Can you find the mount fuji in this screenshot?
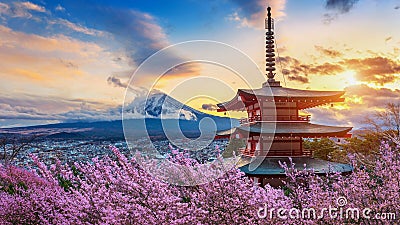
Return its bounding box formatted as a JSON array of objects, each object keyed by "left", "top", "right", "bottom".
[
  {"left": 124, "top": 90, "right": 200, "bottom": 121},
  {"left": 122, "top": 90, "right": 238, "bottom": 139}
]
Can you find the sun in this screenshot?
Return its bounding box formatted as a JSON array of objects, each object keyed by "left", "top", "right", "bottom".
[{"left": 341, "top": 70, "right": 358, "bottom": 86}]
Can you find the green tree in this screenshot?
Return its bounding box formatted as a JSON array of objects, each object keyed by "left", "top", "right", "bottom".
[
  {"left": 328, "top": 149, "right": 349, "bottom": 164},
  {"left": 340, "top": 132, "right": 382, "bottom": 167},
  {"left": 303, "top": 138, "right": 338, "bottom": 161},
  {"left": 222, "top": 139, "right": 246, "bottom": 158},
  {"left": 342, "top": 132, "right": 381, "bottom": 155}
]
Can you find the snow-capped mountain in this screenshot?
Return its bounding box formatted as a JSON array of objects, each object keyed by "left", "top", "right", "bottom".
[{"left": 124, "top": 90, "right": 204, "bottom": 121}]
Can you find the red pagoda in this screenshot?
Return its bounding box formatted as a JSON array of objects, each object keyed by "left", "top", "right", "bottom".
[{"left": 217, "top": 6, "right": 353, "bottom": 185}]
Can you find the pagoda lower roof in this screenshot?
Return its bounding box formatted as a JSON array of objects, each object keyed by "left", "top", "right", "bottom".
[
  {"left": 238, "top": 156, "right": 353, "bottom": 176},
  {"left": 217, "top": 122, "right": 352, "bottom": 138}
]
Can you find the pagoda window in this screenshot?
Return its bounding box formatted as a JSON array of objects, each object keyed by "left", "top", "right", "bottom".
[
  {"left": 276, "top": 108, "right": 297, "bottom": 116},
  {"left": 251, "top": 141, "right": 257, "bottom": 151}
]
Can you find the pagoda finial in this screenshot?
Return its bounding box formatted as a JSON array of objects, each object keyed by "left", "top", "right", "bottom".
[
  {"left": 264, "top": 5, "right": 280, "bottom": 87},
  {"left": 267, "top": 6, "right": 272, "bottom": 32}
]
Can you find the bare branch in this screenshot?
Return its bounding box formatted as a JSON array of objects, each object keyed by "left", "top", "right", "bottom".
[{"left": 0, "top": 135, "right": 41, "bottom": 165}]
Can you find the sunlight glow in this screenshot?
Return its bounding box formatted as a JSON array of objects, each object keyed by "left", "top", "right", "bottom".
[
  {"left": 347, "top": 96, "right": 363, "bottom": 105},
  {"left": 341, "top": 70, "right": 358, "bottom": 87}
]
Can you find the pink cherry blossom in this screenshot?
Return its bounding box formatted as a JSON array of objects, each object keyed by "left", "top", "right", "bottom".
[{"left": 0, "top": 142, "right": 398, "bottom": 224}]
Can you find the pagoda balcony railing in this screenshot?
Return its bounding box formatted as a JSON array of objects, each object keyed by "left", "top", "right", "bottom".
[
  {"left": 302, "top": 148, "right": 313, "bottom": 157},
  {"left": 239, "top": 147, "right": 314, "bottom": 157},
  {"left": 239, "top": 147, "right": 253, "bottom": 157},
  {"left": 239, "top": 115, "right": 261, "bottom": 124},
  {"left": 239, "top": 115, "right": 310, "bottom": 124}
]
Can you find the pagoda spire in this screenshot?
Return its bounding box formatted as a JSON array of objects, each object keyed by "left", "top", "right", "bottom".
[{"left": 264, "top": 6, "right": 280, "bottom": 87}]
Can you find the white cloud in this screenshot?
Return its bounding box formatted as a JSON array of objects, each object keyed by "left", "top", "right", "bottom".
[
  {"left": 55, "top": 4, "right": 65, "bottom": 12},
  {"left": 0, "top": 94, "right": 122, "bottom": 125},
  {"left": 228, "top": 0, "right": 287, "bottom": 29},
  {"left": 0, "top": 1, "right": 46, "bottom": 19},
  {"left": 52, "top": 19, "right": 105, "bottom": 36},
  {"left": 17, "top": 1, "right": 46, "bottom": 13},
  {"left": 0, "top": 3, "right": 10, "bottom": 18}
]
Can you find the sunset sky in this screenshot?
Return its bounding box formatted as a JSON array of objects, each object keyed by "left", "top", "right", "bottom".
[{"left": 0, "top": 0, "right": 399, "bottom": 129}]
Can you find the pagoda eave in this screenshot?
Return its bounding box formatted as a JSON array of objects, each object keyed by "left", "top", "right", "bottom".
[
  {"left": 238, "top": 157, "right": 353, "bottom": 176},
  {"left": 217, "top": 87, "right": 346, "bottom": 112},
  {"left": 217, "top": 122, "right": 352, "bottom": 138},
  {"left": 239, "top": 87, "right": 345, "bottom": 99}
]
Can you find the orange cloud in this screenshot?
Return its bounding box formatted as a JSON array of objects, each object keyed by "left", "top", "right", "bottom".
[
  {"left": 10, "top": 68, "right": 46, "bottom": 81},
  {"left": 148, "top": 63, "right": 203, "bottom": 90},
  {"left": 277, "top": 54, "right": 399, "bottom": 85},
  {"left": 0, "top": 24, "right": 130, "bottom": 109},
  {"left": 309, "top": 63, "right": 344, "bottom": 75},
  {"left": 0, "top": 24, "right": 107, "bottom": 81},
  {"left": 307, "top": 84, "right": 400, "bottom": 128},
  {"left": 344, "top": 84, "right": 400, "bottom": 108},
  {"left": 315, "top": 45, "right": 343, "bottom": 58},
  {"left": 0, "top": 25, "right": 103, "bottom": 54},
  {"left": 344, "top": 57, "right": 400, "bottom": 85},
  {"left": 278, "top": 56, "right": 345, "bottom": 84}
]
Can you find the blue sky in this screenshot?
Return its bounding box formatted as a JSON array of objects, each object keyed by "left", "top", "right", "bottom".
[{"left": 0, "top": 0, "right": 400, "bottom": 128}]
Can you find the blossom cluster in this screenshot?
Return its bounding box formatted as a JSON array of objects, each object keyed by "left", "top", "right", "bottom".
[{"left": 0, "top": 143, "right": 399, "bottom": 224}]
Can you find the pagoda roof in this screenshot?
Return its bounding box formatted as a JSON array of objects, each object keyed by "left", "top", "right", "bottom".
[
  {"left": 238, "top": 157, "right": 353, "bottom": 176},
  {"left": 217, "top": 85, "right": 345, "bottom": 111},
  {"left": 217, "top": 122, "right": 352, "bottom": 138},
  {"left": 241, "top": 85, "right": 344, "bottom": 98}
]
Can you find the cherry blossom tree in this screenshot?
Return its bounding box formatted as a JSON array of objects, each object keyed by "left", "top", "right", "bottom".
[{"left": 0, "top": 142, "right": 399, "bottom": 224}]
